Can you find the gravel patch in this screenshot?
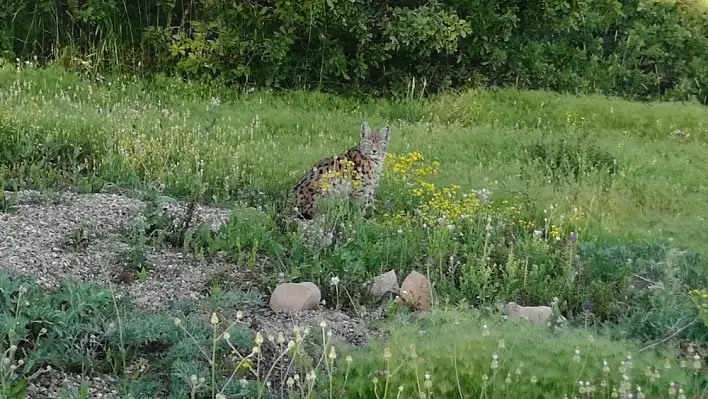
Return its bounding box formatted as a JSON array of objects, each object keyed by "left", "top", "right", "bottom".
[
  {"left": 26, "top": 368, "right": 118, "bottom": 399},
  {"left": 1, "top": 189, "right": 386, "bottom": 398},
  {"left": 245, "top": 306, "right": 387, "bottom": 348},
  {"left": 0, "top": 189, "right": 235, "bottom": 311}
]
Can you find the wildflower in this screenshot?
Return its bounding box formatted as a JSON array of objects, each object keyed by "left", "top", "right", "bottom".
[
  {"left": 573, "top": 347, "right": 581, "bottom": 362},
  {"left": 637, "top": 385, "right": 645, "bottom": 399},
  {"left": 330, "top": 276, "right": 340, "bottom": 286},
  {"left": 692, "top": 354, "right": 702, "bottom": 370},
  {"left": 372, "top": 377, "right": 379, "bottom": 385},
  {"left": 603, "top": 359, "right": 610, "bottom": 373},
  {"left": 383, "top": 347, "right": 392, "bottom": 360},
  {"left": 286, "top": 377, "right": 295, "bottom": 388},
  {"left": 498, "top": 339, "right": 505, "bottom": 349},
  {"left": 210, "top": 313, "right": 219, "bottom": 325},
  {"left": 570, "top": 232, "right": 578, "bottom": 242},
  {"left": 306, "top": 370, "right": 316, "bottom": 383},
  {"left": 583, "top": 302, "right": 592, "bottom": 312},
  {"left": 424, "top": 373, "right": 432, "bottom": 389},
  {"left": 255, "top": 332, "right": 264, "bottom": 346},
  {"left": 328, "top": 346, "right": 337, "bottom": 360},
  {"left": 664, "top": 357, "right": 672, "bottom": 370},
  {"left": 222, "top": 332, "right": 230, "bottom": 341},
  {"left": 173, "top": 318, "right": 182, "bottom": 328},
  {"left": 530, "top": 375, "right": 537, "bottom": 384},
  {"left": 651, "top": 368, "right": 660, "bottom": 381},
  {"left": 585, "top": 381, "right": 595, "bottom": 394},
  {"left": 346, "top": 355, "right": 353, "bottom": 364},
  {"left": 505, "top": 373, "right": 512, "bottom": 384},
  {"left": 236, "top": 310, "right": 244, "bottom": 320},
  {"left": 239, "top": 379, "right": 248, "bottom": 388},
  {"left": 482, "top": 324, "right": 490, "bottom": 337},
  {"left": 491, "top": 353, "right": 499, "bottom": 370}
]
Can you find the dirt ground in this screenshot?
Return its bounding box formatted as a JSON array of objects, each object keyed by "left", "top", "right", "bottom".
[{"left": 1, "top": 189, "right": 386, "bottom": 398}]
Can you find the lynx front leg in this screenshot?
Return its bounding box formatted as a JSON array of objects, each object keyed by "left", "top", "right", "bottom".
[{"left": 358, "top": 185, "right": 377, "bottom": 218}]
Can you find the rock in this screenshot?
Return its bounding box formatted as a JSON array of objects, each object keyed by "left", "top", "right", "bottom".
[
  {"left": 269, "top": 282, "right": 321, "bottom": 312},
  {"left": 369, "top": 270, "right": 399, "bottom": 297},
  {"left": 503, "top": 302, "right": 553, "bottom": 324},
  {"left": 400, "top": 271, "right": 431, "bottom": 311}
]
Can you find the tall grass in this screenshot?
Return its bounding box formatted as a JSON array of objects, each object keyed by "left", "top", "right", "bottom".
[
  {"left": 0, "top": 62, "right": 707, "bottom": 398},
  {"left": 1, "top": 63, "right": 707, "bottom": 251}
]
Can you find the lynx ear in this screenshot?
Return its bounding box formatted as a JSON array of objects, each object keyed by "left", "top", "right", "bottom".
[
  {"left": 379, "top": 125, "right": 391, "bottom": 141},
  {"left": 360, "top": 121, "right": 372, "bottom": 139}
]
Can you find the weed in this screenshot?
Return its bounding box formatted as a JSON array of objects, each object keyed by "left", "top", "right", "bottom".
[
  {"left": 64, "top": 225, "right": 92, "bottom": 252},
  {"left": 0, "top": 182, "right": 18, "bottom": 213},
  {"left": 115, "top": 245, "right": 152, "bottom": 283}
]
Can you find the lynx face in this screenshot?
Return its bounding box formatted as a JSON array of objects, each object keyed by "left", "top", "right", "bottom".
[{"left": 359, "top": 122, "right": 390, "bottom": 163}]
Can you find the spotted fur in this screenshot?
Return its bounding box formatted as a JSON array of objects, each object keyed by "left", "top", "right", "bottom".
[{"left": 286, "top": 122, "right": 391, "bottom": 220}]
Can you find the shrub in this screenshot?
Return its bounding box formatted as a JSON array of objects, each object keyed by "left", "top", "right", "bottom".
[{"left": 2, "top": 0, "right": 708, "bottom": 101}]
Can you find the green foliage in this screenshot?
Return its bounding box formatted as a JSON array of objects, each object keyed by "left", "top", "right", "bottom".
[
  {"left": 2, "top": 0, "right": 708, "bottom": 101},
  {"left": 1, "top": 64, "right": 707, "bottom": 397},
  {"left": 0, "top": 269, "right": 257, "bottom": 398},
  {"left": 334, "top": 313, "right": 707, "bottom": 398},
  {"left": 2, "top": 67, "right": 708, "bottom": 346}
]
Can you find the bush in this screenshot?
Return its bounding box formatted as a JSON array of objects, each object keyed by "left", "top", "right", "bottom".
[{"left": 1, "top": 0, "right": 708, "bottom": 102}]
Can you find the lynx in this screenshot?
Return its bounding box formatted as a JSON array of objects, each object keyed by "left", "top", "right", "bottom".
[{"left": 287, "top": 122, "right": 391, "bottom": 220}]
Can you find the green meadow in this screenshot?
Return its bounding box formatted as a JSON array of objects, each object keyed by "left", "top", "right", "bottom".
[{"left": 0, "top": 63, "right": 706, "bottom": 398}]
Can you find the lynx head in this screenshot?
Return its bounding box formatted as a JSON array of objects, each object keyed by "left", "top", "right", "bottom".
[{"left": 359, "top": 122, "right": 391, "bottom": 162}]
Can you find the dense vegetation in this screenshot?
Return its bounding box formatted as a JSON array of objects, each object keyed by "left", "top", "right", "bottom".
[
  {"left": 2, "top": 0, "right": 708, "bottom": 102},
  {"left": 0, "top": 64, "right": 707, "bottom": 397},
  {"left": 1, "top": 0, "right": 708, "bottom": 396}
]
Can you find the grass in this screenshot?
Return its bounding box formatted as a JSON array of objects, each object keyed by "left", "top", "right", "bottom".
[
  {"left": 337, "top": 312, "right": 706, "bottom": 399},
  {"left": 0, "top": 61, "right": 707, "bottom": 398},
  {"left": 1, "top": 64, "right": 707, "bottom": 250}
]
